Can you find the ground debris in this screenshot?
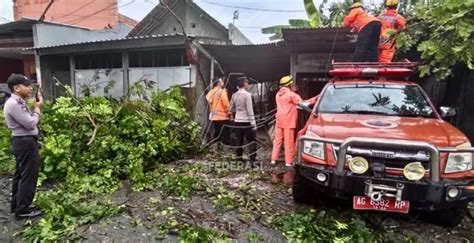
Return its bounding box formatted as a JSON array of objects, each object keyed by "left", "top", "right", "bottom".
[{"left": 1, "top": 160, "right": 473, "bottom": 242}]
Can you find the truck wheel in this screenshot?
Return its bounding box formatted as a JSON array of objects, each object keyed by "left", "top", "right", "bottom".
[
  {"left": 292, "top": 169, "right": 315, "bottom": 204},
  {"left": 426, "top": 203, "right": 468, "bottom": 227}
]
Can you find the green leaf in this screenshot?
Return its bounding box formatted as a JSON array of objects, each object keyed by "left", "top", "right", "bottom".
[
  {"left": 304, "top": 0, "right": 321, "bottom": 27},
  {"left": 289, "top": 19, "right": 312, "bottom": 28}
]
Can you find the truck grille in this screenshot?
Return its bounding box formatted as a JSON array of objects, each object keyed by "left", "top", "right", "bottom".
[{"left": 333, "top": 145, "right": 431, "bottom": 171}]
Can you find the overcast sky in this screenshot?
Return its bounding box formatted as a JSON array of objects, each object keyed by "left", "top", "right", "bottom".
[{"left": 1, "top": 0, "right": 383, "bottom": 43}]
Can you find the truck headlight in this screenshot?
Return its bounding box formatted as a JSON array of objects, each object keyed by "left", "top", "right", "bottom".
[
  {"left": 403, "top": 162, "right": 425, "bottom": 181},
  {"left": 445, "top": 142, "right": 472, "bottom": 173},
  {"left": 303, "top": 141, "right": 325, "bottom": 160},
  {"left": 349, "top": 157, "right": 369, "bottom": 174}
]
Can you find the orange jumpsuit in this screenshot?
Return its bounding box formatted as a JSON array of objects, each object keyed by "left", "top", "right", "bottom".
[
  {"left": 378, "top": 9, "right": 406, "bottom": 63},
  {"left": 271, "top": 87, "right": 302, "bottom": 165},
  {"left": 344, "top": 7, "right": 382, "bottom": 62},
  {"left": 344, "top": 7, "right": 380, "bottom": 34}
]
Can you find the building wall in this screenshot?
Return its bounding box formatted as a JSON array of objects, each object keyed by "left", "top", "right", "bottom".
[
  {"left": 228, "top": 24, "right": 252, "bottom": 45},
  {"left": 149, "top": 1, "right": 228, "bottom": 41},
  {"left": 185, "top": 5, "right": 227, "bottom": 40},
  {"left": 40, "top": 47, "right": 199, "bottom": 101},
  {"left": 13, "top": 0, "right": 119, "bottom": 30},
  {"left": 151, "top": 1, "right": 187, "bottom": 35},
  {"left": 118, "top": 14, "right": 138, "bottom": 29}
]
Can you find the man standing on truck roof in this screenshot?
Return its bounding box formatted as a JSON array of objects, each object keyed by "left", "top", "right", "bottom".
[
  {"left": 206, "top": 77, "right": 230, "bottom": 147},
  {"left": 271, "top": 76, "right": 303, "bottom": 167},
  {"left": 344, "top": 0, "right": 382, "bottom": 62},
  {"left": 378, "top": 0, "right": 406, "bottom": 63}
]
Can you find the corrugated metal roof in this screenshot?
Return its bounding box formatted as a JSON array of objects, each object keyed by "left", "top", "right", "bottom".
[
  {"left": 282, "top": 27, "right": 355, "bottom": 52},
  {"left": 283, "top": 27, "right": 352, "bottom": 40},
  {"left": 0, "top": 18, "right": 89, "bottom": 31},
  {"left": 24, "top": 33, "right": 186, "bottom": 50},
  {"left": 201, "top": 41, "right": 285, "bottom": 48},
  {"left": 203, "top": 41, "right": 290, "bottom": 82},
  {"left": 0, "top": 18, "right": 90, "bottom": 40}
]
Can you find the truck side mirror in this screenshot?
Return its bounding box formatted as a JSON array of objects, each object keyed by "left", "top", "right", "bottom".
[
  {"left": 297, "top": 102, "right": 313, "bottom": 113},
  {"left": 440, "top": 106, "right": 457, "bottom": 118}
]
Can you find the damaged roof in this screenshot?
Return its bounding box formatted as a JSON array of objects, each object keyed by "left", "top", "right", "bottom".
[
  {"left": 203, "top": 42, "right": 291, "bottom": 82},
  {"left": 282, "top": 27, "right": 355, "bottom": 53}
]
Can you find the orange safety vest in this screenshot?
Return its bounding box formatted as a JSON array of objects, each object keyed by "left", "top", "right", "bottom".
[
  {"left": 344, "top": 7, "right": 380, "bottom": 33},
  {"left": 206, "top": 87, "right": 230, "bottom": 121},
  {"left": 378, "top": 9, "right": 406, "bottom": 50}
]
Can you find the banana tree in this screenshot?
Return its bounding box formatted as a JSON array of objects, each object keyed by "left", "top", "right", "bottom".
[
  {"left": 261, "top": 0, "right": 323, "bottom": 41},
  {"left": 326, "top": 0, "right": 353, "bottom": 27}
]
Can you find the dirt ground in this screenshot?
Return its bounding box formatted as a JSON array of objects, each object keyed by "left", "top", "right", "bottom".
[{"left": 0, "top": 160, "right": 473, "bottom": 242}]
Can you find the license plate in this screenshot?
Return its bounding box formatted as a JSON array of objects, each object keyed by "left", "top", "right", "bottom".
[{"left": 353, "top": 196, "right": 410, "bottom": 214}]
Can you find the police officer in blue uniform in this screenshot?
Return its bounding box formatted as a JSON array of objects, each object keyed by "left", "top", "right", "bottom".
[{"left": 4, "top": 74, "right": 42, "bottom": 219}]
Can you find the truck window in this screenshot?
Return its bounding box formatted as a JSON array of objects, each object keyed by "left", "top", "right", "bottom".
[{"left": 317, "top": 84, "right": 436, "bottom": 118}]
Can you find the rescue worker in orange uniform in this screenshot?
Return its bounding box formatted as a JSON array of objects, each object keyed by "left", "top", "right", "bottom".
[
  {"left": 344, "top": 0, "right": 382, "bottom": 62},
  {"left": 271, "top": 76, "right": 303, "bottom": 167},
  {"left": 378, "top": 0, "right": 406, "bottom": 63},
  {"left": 206, "top": 77, "right": 230, "bottom": 145}
]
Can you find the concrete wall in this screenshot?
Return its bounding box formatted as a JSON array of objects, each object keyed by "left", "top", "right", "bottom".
[
  {"left": 185, "top": 4, "right": 227, "bottom": 40},
  {"left": 33, "top": 23, "right": 131, "bottom": 48},
  {"left": 151, "top": 1, "right": 188, "bottom": 35},
  {"left": 228, "top": 24, "right": 252, "bottom": 45},
  {"left": 149, "top": 1, "right": 228, "bottom": 41},
  {"left": 14, "top": 0, "right": 119, "bottom": 30}
]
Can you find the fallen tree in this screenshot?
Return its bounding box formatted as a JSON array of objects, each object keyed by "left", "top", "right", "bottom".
[{"left": 0, "top": 84, "right": 200, "bottom": 241}]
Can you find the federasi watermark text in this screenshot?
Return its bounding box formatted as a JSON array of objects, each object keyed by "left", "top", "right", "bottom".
[{"left": 205, "top": 161, "right": 264, "bottom": 173}]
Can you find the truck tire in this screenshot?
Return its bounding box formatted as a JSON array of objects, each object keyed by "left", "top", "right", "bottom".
[
  {"left": 426, "top": 203, "right": 468, "bottom": 227},
  {"left": 292, "top": 169, "right": 315, "bottom": 204}
]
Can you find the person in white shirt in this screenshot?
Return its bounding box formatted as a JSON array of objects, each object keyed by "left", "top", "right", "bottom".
[{"left": 230, "top": 77, "right": 257, "bottom": 163}]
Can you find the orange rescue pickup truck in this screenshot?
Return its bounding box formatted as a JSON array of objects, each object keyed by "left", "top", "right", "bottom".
[{"left": 294, "top": 62, "right": 474, "bottom": 226}]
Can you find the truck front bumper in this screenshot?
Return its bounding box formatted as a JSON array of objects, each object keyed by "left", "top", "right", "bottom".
[{"left": 297, "top": 164, "right": 474, "bottom": 211}]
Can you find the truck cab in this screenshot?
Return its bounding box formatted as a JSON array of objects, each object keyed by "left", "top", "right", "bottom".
[{"left": 294, "top": 62, "right": 474, "bottom": 226}]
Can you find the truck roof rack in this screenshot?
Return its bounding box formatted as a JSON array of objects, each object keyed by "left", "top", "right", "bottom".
[{"left": 329, "top": 61, "right": 418, "bottom": 78}]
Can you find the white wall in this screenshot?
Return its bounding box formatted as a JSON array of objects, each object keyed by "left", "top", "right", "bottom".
[
  {"left": 74, "top": 69, "right": 124, "bottom": 98},
  {"left": 129, "top": 66, "right": 196, "bottom": 91}
]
